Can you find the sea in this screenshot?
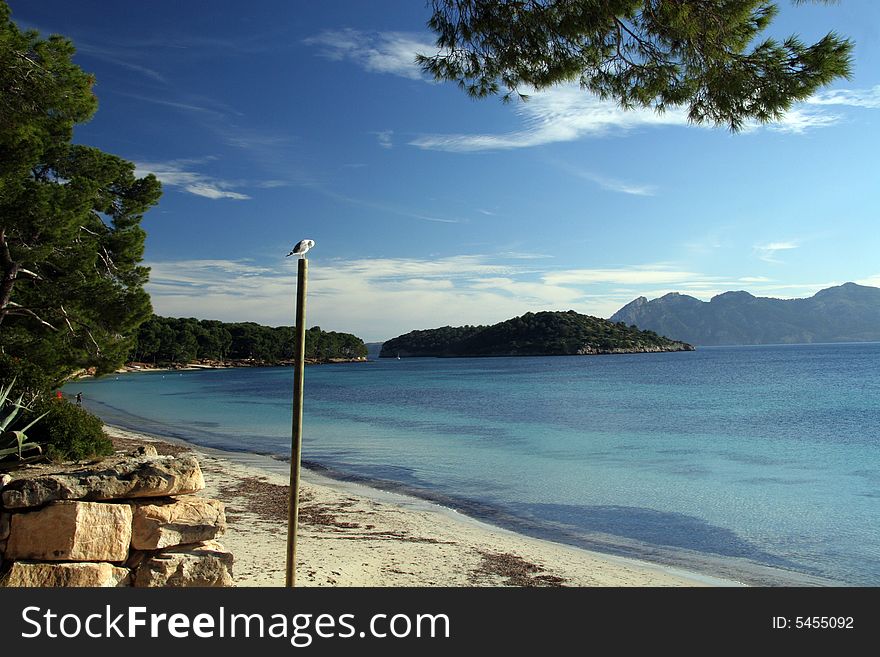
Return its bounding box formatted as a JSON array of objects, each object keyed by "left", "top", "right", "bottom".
[{"left": 66, "top": 343, "right": 880, "bottom": 586}]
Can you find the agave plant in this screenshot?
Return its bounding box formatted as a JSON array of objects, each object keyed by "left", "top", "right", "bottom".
[{"left": 0, "top": 378, "right": 46, "bottom": 463}]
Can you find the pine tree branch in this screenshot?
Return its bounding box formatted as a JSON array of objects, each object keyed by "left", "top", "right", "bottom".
[{"left": 3, "top": 302, "right": 58, "bottom": 331}]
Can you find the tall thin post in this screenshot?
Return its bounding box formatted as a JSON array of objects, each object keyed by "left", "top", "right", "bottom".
[{"left": 285, "top": 257, "right": 308, "bottom": 587}]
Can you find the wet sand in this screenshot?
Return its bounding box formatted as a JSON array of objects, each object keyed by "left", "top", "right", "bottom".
[{"left": 107, "top": 426, "right": 741, "bottom": 587}]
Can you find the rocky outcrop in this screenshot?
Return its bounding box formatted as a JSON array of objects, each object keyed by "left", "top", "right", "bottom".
[
  {"left": 0, "top": 449, "right": 231, "bottom": 588},
  {"left": 3, "top": 561, "right": 131, "bottom": 587},
  {"left": 575, "top": 343, "right": 694, "bottom": 355},
  {"left": 1, "top": 454, "right": 205, "bottom": 509},
  {"left": 133, "top": 540, "right": 234, "bottom": 587},
  {"left": 131, "top": 496, "right": 225, "bottom": 550},
  {"left": 5, "top": 501, "right": 132, "bottom": 562}
]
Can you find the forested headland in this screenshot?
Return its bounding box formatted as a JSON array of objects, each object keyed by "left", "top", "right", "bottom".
[
  {"left": 128, "top": 315, "right": 368, "bottom": 367},
  {"left": 380, "top": 310, "right": 693, "bottom": 358}
]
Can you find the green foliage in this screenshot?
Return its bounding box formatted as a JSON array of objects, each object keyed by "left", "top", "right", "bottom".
[
  {"left": 0, "top": 377, "right": 44, "bottom": 465},
  {"left": 129, "top": 315, "right": 369, "bottom": 365},
  {"left": 379, "top": 325, "right": 486, "bottom": 358},
  {"left": 0, "top": 352, "right": 52, "bottom": 403},
  {"left": 380, "top": 310, "right": 692, "bottom": 357},
  {"left": 27, "top": 397, "right": 111, "bottom": 462},
  {"left": 419, "top": 0, "right": 853, "bottom": 130},
  {"left": 0, "top": 2, "right": 162, "bottom": 385}
]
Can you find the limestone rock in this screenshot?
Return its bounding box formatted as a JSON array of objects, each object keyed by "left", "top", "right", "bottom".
[
  {"left": 0, "top": 473, "right": 11, "bottom": 489},
  {"left": 1, "top": 561, "right": 130, "bottom": 587},
  {"left": 131, "top": 445, "right": 158, "bottom": 457},
  {"left": 1, "top": 454, "right": 205, "bottom": 509},
  {"left": 5, "top": 501, "right": 132, "bottom": 562},
  {"left": 133, "top": 540, "right": 233, "bottom": 587},
  {"left": 0, "top": 511, "right": 9, "bottom": 541},
  {"left": 131, "top": 496, "right": 226, "bottom": 550}
]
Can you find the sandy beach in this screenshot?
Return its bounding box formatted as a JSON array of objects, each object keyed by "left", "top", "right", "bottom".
[{"left": 105, "top": 425, "right": 740, "bottom": 587}]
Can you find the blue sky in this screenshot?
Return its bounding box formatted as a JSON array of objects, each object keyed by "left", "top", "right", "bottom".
[{"left": 8, "top": 0, "right": 880, "bottom": 341}]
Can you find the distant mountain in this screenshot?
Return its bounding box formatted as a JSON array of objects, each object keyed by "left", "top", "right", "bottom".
[
  {"left": 379, "top": 310, "right": 693, "bottom": 358},
  {"left": 610, "top": 282, "right": 880, "bottom": 345},
  {"left": 364, "top": 342, "right": 385, "bottom": 360}
]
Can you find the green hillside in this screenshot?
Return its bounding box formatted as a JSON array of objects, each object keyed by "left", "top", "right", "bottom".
[{"left": 380, "top": 311, "right": 693, "bottom": 358}]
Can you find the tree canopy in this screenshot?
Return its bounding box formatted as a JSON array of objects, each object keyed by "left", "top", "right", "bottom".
[
  {"left": 380, "top": 310, "right": 692, "bottom": 357},
  {"left": 418, "top": 0, "right": 853, "bottom": 130},
  {"left": 0, "top": 2, "right": 162, "bottom": 383},
  {"left": 130, "top": 315, "right": 369, "bottom": 365}
]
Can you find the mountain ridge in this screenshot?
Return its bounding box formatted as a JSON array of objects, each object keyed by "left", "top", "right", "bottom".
[{"left": 610, "top": 282, "right": 880, "bottom": 345}]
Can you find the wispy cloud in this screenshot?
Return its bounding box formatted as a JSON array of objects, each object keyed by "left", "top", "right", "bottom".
[
  {"left": 409, "top": 82, "right": 858, "bottom": 151},
  {"left": 761, "top": 107, "right": 841, "bottom": 134},
  {"left": 115, "top": 93, "right": 228, "bottom": 117},
  {"left": 807, "top": 84, "right": 880, "bottom": 109},
  {"left": 304, "top": 29, "right": 434, "bottom": 80},
  {"left": 145, "top": 253, "right": 856, "bottom": 340},
  {"left": 552, "top": 160, "right": 657, "bottom": 196},
  {"left": 753, "top": 241, "right": 799, "bottom": 263},
  {"left": 76, "top": 42, "right": 168, "bottom": 82},
  {"left": 373, "top": 130, "right": 394, "bottom": 149},
  {"left": 544, "top": 267, "right": 700, "bottom": 286},
  {"left": 305, "top": 29, "right": 873, "bottom": 149},
  {"left": 13, "top": 18, "right": 169, "bottom": 83},
  {"left": 135, "top": 160, "right": 251, "bottom": 200},
  {"left": 302, "top": 184, "right": 464, "bottom": 223},
  {"left": 411, "top": 85, "right": 692, "bottom": 152},
  {"left": 144, "top": 256, "right": 713, "bottom": 339}
]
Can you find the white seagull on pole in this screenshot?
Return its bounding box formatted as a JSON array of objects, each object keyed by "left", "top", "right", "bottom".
[{"left": 286, "top": 239, "right": 315, "bottom": 258}]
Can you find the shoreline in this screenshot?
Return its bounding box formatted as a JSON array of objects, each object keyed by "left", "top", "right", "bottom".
[{"left": 104, "top": 424, "right": 743, "bottom": 587}]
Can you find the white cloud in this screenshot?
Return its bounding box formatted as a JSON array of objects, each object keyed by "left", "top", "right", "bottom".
[
  {"left": 753, "top": 241, "right": 799, "bottom": 263},
  {"left": 807, "top": 84, "right": 880, "bottom": 109},
  {"left": 762, "top": 107, "right": 841, "bottom": 134},
  {"left": 409, "top": 83, "right": 857, "bottom": 151},
  {"left": 304, "top": 29, "right": 434, "bottom": 80},
  {"left": 374, "top": 130, "right": 394, "bottom": 149},
  {"left": 144, "top": 256, "right": 719, "bottom": 340},
  {"left": 553, "top": 160, "right": 657, "bottom": 196},
  {"left": 135, "top": 160, "right": 252, "bottom": 200},
  {"left": 411, "top": 85, "right": 692, "bottom": 152},
  {"left": 306, "top": 29, "right": 875, "bottom": 149},
  {"left": 145, "top": 255, "right": 860, "bottom": 341},
  {"left": 75, "top": 42, "right": 167, "bottom": 83},
  {"left": 544, "top": 267, "right": 699, "bottom": 286},
  {"left": 856, "top": 274, "right": 880, "bottom": 288}
]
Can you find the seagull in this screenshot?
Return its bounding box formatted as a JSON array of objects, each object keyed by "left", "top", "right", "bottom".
[{"left": 286, "top": 239, "right": 315, "bottom": 258}]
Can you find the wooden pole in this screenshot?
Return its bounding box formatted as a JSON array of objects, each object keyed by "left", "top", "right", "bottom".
[{"left": 285, "top": 256, "right": 308, "bottom": 587}]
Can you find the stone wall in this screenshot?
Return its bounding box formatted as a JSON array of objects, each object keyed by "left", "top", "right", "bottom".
[{"left": 0, "top": 446, "right": 233, "bottom": 587}]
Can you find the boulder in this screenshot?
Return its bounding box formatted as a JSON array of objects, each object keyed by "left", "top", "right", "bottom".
[
  {"left": 131, "top": 496, "right": 226, "bottom": 550},
  {"left": 0, "top": 473, "right": 11, "bottom": 490},
  {"left": 133, "top": 540, "right": 233, "bottom": 587},
  {"left": 0, "top": 511, "right": 9, "bottom": 541},
  {"left": 5, "top": 501, "right": 132, "bottom": 562},
  {"left": 1, "top": 561, "right": 131, "bottom": 587},
  {"left": 1, "top": 455, "right": 204, "bottom": 509}
]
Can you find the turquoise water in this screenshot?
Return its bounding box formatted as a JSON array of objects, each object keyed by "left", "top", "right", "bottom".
[{"left": 67, "top": 344, "right": 880, "bottom": 585}]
